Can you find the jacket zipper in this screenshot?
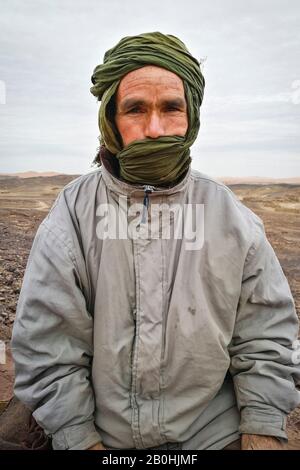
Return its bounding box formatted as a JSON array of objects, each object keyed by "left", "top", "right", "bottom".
[{"left": 141, "top": 185, "right": 154, "bottom": 223}]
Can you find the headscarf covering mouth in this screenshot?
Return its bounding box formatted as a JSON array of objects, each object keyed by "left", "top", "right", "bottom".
[{"left": 90, "top": 32, "right": 205, "bottom": 186}]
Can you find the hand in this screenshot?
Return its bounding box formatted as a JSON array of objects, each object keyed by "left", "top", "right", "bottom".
[
  {"left": 88, "top": 441, "right": 107, "bottom": 450},
  {"left": 241, "top": 434, "right": 286, "bottom": 450}
]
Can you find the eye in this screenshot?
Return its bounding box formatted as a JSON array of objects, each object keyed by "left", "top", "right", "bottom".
[
  {"left": 165, "top": 106, "right": 181, "bottom": 112},
  {"left": 126, "top": 107, "right": 144, "bottom": 114}
]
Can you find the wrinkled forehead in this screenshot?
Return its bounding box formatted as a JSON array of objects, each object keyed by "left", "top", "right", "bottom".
[{"left": 117, "top": 65, "right": 185, "bottom": 97}]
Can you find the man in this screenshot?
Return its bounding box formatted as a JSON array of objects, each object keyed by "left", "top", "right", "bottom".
[{"left": 11, "top": 32, "right": 300, "bottom": 450}]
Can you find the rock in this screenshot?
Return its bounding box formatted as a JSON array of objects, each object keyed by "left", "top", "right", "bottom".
[{"left": 0, "top": 396, "right": 52, "bottom": 450}]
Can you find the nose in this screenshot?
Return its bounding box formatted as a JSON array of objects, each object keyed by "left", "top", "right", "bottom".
[{"left": 145, "top": 112, "right": 165, "bottom": 139}]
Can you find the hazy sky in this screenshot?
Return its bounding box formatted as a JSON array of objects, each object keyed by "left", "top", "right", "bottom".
[{"left": 0, "top": 0, "right": 299, "bottom": 177}]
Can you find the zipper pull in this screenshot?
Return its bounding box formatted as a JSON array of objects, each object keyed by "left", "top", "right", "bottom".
[{"left": 141, "top": 185, "right": 154, "bottom": 223}]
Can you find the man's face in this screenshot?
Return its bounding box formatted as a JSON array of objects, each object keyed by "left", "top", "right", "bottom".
[{"left": 115, "top": 65, "right": 188, "bottom": 147}]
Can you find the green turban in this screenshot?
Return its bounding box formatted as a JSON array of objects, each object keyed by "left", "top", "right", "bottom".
[{"left": 90, "top": 31, "right": 205, "bottom": 186}]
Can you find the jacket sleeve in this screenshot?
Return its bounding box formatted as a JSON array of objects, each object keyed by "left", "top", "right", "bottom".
[
  {"left": 228, "top": 218, "right": 300, "bottom": 441},
  {"left": 11, "top": 221, "right": 101, "bottom": 450}
]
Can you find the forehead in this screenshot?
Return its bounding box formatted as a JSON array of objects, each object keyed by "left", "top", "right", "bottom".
[{"left": 116, "top": 65, "right": 185, "bottom": 99}]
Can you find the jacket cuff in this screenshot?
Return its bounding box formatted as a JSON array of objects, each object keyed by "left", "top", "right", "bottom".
[
  {"left": 239, "top": 406, "right": 288, "bottom": 441},
  {"left": 49, "top": 420, "right": 102, "bottom": 450}
]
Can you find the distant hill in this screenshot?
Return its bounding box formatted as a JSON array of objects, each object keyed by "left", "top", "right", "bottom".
[
  {"left": 0, "top": 171, "right": 73, "bottom": 178},
  {"left": 218, "top": 176, "right": 300, "bottom": 185},
  {"left": 0, "top": 171, "right": 299, "bottom": 185}
]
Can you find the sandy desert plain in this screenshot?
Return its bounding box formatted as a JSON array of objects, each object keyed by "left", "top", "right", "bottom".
[{"left": 0, "top": 171, "right": 299, "bottom": 449}]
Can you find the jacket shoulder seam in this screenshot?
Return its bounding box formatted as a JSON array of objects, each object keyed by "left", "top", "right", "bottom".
[{"left": 61, "top": 168, "right": 103, "bottom": 193}]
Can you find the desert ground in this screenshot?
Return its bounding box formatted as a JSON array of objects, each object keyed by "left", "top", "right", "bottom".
[{"left": 0, "top": 173, "right": 299, "bottom": 449}]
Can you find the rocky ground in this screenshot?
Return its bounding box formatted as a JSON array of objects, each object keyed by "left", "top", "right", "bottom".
[
  {"left": 0, "top": 175, "right": 299, "bottom": 449},
  {"left": 0, "top": 174, "right": 78, "bottom": 341}
]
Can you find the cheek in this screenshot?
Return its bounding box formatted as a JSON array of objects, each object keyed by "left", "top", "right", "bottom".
[
  {"left": 164, "top": 114, "right": 188, "bottom": 135},
  {"left": 115, "top": 116, "right": 145, "bottom": 145}
]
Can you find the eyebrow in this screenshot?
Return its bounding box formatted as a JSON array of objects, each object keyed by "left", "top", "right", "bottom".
[{"left": 119, "top": 97, "right": 186, "bottom": 111}]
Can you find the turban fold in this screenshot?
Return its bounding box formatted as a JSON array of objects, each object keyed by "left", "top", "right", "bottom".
[{"left": 90, "top": 32, "right": 205, "bottom": 186}]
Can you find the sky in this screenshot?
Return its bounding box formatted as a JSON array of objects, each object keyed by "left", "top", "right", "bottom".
[{"left": 0, "top": 0, "right": 299, "bottom": 177}]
